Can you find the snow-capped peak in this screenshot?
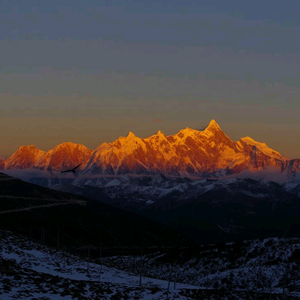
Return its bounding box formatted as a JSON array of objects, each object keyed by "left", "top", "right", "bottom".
[
  {"left": 126, "top": 131, "right": 136, "bottom": 139},
  {"left": 53, "top": 142, "right": 84, "bottom": 151},
  {"left": 204, "top": 119, "right": 222, "bottom": 132},
  {"left": 239, "top": 136, "right": 282, "bottom": 159},
  {"left": 176, "top": 127, "right": 199, "bottom": 139},
  {"left": 146, "top": 130, "right": 167, "bottom": 141},
  {"left": 19, "top": 144, "right": 37, "bottom": 150},
  {"left": 33, "top": 142, "right": 93, "bottom": 172},
  {"left": 3, "top": 120, "right": 298, "bottom": 178},
  {"left": 4, "top": 145, "right": 45, "bottom": 169}
]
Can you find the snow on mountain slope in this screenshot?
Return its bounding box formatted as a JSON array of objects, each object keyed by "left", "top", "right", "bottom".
[
  {"left": 103, "top": 237, "right": 300, "bottom": 298},
  {"left": 2, "top": 120, "right": 300, "bottom": 180},
  {"left": 4, "top": 145, "right": 45, "bottom": 169},
  {"left": 82, "top": 119, "right": 286, "bottom": 178},
  {"left": 34, "top": 142, "right": 93, "bottom": 172},
  {"left": 0, "top": 230, "right": 199, "bottom": 300},
  {"left": 3, "top": 229, "right": 300, "bottom": 299},
  {"left": 238, "top": 136, "right": 282, "bottom": 159},
  {"left": 71, "top": 175, "right": 298, "bottom": 211},
  {"left": 85, "top": 132, "right": 151, "bottom": 175}
]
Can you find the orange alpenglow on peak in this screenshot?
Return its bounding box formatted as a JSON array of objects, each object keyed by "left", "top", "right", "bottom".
[
  {"left": 176, "top": 127, "right": 199, "bottom": 139},
  {"left": 4, "top": 145, "right": 45, "bottom": 169},
  {"left": 238, "top": 136, "right": 282, "bottom": 159},
  {"left": 180, "top": 127, "right": 194, "bottom": 133},
  {"left": 35, "top": 142, "right": 93, "bottom": 172},
  {"left": 3, "top": 120, "right": 300, "bottom": 177},
  {"left": 204, "top": 119, "right": 222, "bottom": 132},
  {"left": 126, "top": 131, "right": 137, "bottom": 139}
]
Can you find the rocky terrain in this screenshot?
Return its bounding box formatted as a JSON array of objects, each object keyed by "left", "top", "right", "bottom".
[{"left": 2, "top": 229, "right": 300, "bottom": 299}]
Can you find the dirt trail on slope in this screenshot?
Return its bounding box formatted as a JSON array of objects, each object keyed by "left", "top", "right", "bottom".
[
  {"left": 0, "top": 200, "right": 87, "bottom": 214},
  {"left": 1, "top": 196, "right": 80, "bottom": 201},
  {"left": 0, "top": 177, "right": 18, "bottom": 181}
]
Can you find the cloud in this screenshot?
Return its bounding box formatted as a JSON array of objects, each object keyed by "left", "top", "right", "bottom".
[
  {"left": 153, "top": 118, "right": 163, "bottom": 123},
  {"left": 224, "top": 167, "right": 289, "bottom": 183},
  {"left": 1, "top": 169, "right": 75, "bottom": 180}
]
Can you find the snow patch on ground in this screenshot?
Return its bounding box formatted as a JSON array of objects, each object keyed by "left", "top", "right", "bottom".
[{"left": 0, "top": 230, "right": 199, "bottom": 300}]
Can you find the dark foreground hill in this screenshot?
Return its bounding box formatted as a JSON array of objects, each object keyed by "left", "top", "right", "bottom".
[{"left": 0, "top": 173, "right": 190, "bottom": 250}]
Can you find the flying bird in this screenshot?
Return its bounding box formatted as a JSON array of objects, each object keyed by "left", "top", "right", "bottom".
[{"left": 61, "top": 164, "right": 82, "bottom": 173}]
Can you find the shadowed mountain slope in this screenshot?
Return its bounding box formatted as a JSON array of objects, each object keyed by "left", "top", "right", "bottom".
[{"left": 0, "top": 173, "right": 190, "bottom": 249}]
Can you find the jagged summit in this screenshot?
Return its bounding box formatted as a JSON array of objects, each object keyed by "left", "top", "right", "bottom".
[
  {"left": 126, "top": 131, "right": 136, "bottom": 139},
  {"left": 204, "top": 119, "right": 222, "bottom": 132},
  {"left": 82, "top": 119, "right": 288, "bottom": 177}
]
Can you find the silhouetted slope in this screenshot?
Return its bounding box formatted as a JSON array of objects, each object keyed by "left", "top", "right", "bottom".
[{"left": 0, "top": 173, "right": 191, "bottom": 248}]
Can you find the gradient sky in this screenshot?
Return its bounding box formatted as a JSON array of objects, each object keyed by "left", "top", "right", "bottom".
[{"left": 1, "top": 0, "right": 300, "bottom": 158}]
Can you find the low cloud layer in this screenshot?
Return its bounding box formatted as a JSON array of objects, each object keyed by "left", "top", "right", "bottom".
[{"left": 226, "top": 167, "right": 289, "bottom": 183}]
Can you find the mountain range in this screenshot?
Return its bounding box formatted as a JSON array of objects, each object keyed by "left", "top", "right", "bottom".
[
  {"left": 2, "top": 120, "right": 300, "bottom": 180},
  {"left": 2, "top": 121, "right": 300, "bottom": 245},
  {"left": 3, "top": 121, "right": 300, "bottom": 299}
]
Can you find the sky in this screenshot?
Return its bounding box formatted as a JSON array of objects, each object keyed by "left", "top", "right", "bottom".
[{"left": 1, "top": 0, "right": 300, "bottom": 158}]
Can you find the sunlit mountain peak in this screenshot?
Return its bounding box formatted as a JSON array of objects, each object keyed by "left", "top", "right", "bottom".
[
  {"left": 126, "top": 131, "right": 137, "bottom": 139},
  {"left": 4, "top": 120, "right": 299, "bottom": 177},
  {"left": 156, "top": 130, "right": 165, "bottom": 136},
  {"left": 4, "top": 145, "right": 45, "bottom": 170},
  {"left": 204, "top": 119, "right": 222, "bottom": 132},
  {"left": 239, "top": 136, "right": 282, "bottom": 159}
]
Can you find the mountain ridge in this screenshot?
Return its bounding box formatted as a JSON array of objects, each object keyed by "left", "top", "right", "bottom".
[{"left": 1, "top": 120, "right": 300, "bottom": 179}]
